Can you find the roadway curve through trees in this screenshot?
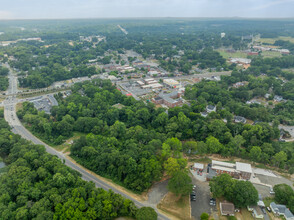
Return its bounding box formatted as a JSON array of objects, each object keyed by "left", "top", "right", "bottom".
[{"left": 3, "top": 67, "right": 170, "bottom": 220}]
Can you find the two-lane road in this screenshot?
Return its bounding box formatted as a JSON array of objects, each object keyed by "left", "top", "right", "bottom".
[{"left": 2, "top": 65, "right": 170, "bottom": 220}]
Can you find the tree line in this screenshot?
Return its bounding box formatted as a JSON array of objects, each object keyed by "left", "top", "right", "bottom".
[{"left": 0, "top": 110, "right": 156, "bottom": 220}]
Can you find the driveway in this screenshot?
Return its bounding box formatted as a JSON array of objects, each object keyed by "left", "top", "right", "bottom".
[{"left": 191, "top": 174, "right": 215, "bottom": 220}]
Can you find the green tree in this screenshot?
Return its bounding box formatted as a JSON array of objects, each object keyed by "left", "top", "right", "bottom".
[
  {"left": 136, "top": 207, "right": 157, "bottom": 220},
  {"left": 200, "top": 212, "right": 209, "bottom": 220},
  {"left": 230, "top": 181, "right": 258, "bottom": 208},
  {"left": 250, "top": 146, "right": 262, "bottom": 162},
  {"left": 168, "top": 171, "right": 192, "bottom": 196},
  {"left": 164, "top": 158, "right": 180, "bottom": 176}
]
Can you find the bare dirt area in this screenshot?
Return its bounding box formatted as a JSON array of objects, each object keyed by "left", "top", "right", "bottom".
[{"left": 157, "top": 192, "right": 191, "bottom": 220}]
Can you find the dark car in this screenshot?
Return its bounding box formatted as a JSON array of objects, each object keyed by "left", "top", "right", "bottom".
[
  {"left": 261, "top": 208, "right": 266, "bottom": 214},
  {"left": 209, "top": 198, "right": 216, "bottom": 206},
  {"left": 190, "top": 193, "right": 196, "bottom": 201}
]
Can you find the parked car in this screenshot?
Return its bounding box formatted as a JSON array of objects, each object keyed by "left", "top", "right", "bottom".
[
  {"left": 209, "top": 198, "right": 216, "bottom": 206},
  {"left": 266, "top": 207, "right": 271, "bottom": 212},
  {"left": 261, "top": 208, "right": 266, "bottom": 214},
  {"left": 192, "top": 185, "right": 196, "bottom": 190}
]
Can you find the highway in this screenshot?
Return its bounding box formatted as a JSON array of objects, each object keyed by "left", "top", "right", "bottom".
[{"left": 2, "top": 66, "right": 170, "bottom": 220}]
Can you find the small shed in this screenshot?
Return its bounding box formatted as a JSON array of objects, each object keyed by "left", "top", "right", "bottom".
[{"left": 193, "top": 163, "right": 204, "bottom": 171}]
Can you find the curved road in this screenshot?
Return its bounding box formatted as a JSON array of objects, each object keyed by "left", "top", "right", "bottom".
[{"left": 3, "top": 67, "right": 170, "bottom": 220}]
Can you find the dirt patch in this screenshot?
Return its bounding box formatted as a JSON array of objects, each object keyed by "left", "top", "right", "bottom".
[
  {"left": 157, "top": 192, "right": 191, "bottom": 220},
  {"left": 15, "top": 102, "right": 23, "bottom": 111}
]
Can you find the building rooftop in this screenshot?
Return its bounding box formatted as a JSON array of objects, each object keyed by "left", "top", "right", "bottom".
[
  {"left": 220, "top": 202, "right": 235, "bottom": 216},
  {"left": 193, "top": 163, "right": 204, "bottom": 169},
  {"left": 212, "top": 160, "right": 235, "bottom": 168},
  {"left": 271, "top": 202, "right": 294, "bottom": 219},
  {"left": 236, "top": 162, "right": 252, "bottom": 173}
]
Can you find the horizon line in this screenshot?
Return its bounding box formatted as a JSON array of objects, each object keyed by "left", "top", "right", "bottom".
[{"left": 1, "top": 16, "right": 294, "bottom": 21}]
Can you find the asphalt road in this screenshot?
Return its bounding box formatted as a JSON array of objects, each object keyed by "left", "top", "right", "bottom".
[{"left": 3, "top": 65, "right": 170, "bottom": 220}]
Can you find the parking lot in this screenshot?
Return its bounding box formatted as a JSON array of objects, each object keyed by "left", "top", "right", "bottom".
[{"left": 191, "top": 174, "right": 215, "bottom": 220}]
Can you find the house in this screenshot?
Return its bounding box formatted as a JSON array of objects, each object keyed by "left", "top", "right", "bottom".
[
  {"left": 193, "top": 163, "right": 204, "bottom": 172},
  {"left": 200, "top": 112, "right": 208, "bottom": 118},
  {"left": 270, "top": 202, "right": 294, "bottom": 220},
  {"left": 206, "top": 105, "right": 216, "bottom": 113},
  {"left": 248, "top": 206, "right": 264, "bottom": 219},
  {"left": 220, "top": 202, "right": 235, "bottom": 216},
  {"left": 274, "top": 95, "right": 284, "bottom": 102},
  {"left": 234, "top": 116, "right": 247, "bottom": 124}
]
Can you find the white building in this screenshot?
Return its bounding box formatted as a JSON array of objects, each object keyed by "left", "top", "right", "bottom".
[{"left": 163, "top": 79, "right": 180, "bottom": 88}]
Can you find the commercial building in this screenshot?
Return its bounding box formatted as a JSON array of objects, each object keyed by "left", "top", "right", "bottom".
[
  {"left": 163, "top": 79, "right": 180, "bottom": 88},
  {"left": 211, "top": 160, "right": 252, "bottom": 180},
  {"left": 152, "top": 90, "right": 182, "bottom": 108}
]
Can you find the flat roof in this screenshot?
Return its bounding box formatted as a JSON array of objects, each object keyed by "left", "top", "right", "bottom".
[
  {"left": 236, "top": 162, "right": 252, "bottom": 173},
  {"left": 212, "top": 160, "right": 235, "bottom": 168},
  {"left": 193, "top": 163, "right": 204, "bottom": 169}
]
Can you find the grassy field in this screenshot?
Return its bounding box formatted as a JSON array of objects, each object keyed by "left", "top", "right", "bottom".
[
  {"left": 217, "top": 49, "right": 248, "bottom": 59},
  {"left": 261, "top": 51, "right": 282, "bottom": 58},
  {"left": 257, "top": 36, "right": 294, "bottom": 45},
  {"left": 157, "top": 192, "right": 191, "bottom": 220}
]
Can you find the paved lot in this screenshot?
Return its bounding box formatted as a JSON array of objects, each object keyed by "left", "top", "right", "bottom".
[
  {"left": 256, "top": 174, "right": 294, "bottom": 189},
  {"left": 191, "top": 175, "right": 215, "bottom": 220},
  {"left": 253, "top": 184, "right": 272, "bottom": 198},
  {"left": 147, "top": 180, "right": 169, "bottom": 205}
]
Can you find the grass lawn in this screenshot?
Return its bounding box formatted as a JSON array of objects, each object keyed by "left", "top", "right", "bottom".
[
  {"left": 263, "top": 197, "right": 275, "bottom": 207},
  {"left": 257, "top": 38, "right": 277, "bottom": 44},
  {"left": 157, "top": 192, "right": 191, "bottom": 220},
  {"left": 279, "top": 36, "right": 294, "bottom": 43},
  {"left": 216, "top": 49, "right": 248, "bottom": 59},
  {"left": 261, "top": 51, "right": 282, "bottom": 58}
]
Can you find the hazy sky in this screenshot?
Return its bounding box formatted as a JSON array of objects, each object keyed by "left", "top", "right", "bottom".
[{"left": 1, "top": 0, "right": 294, "bottom": 19}]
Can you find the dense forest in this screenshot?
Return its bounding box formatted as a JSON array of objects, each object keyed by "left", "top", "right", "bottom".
[
  {"left": 17, "top": 78, "right": 294, "bottom": 193},
  {"left": 0, "top": 66, "right": 9, "bottom": 91},
  {"left": 0, "top": 109, "right": 152, "bottom": 220}
]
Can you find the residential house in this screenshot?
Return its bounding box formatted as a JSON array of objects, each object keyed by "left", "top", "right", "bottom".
[
  {"left": 220, "top": 202, "right": 235, "bottom": 216},
  {"left": 270, "top": 202, "right": 294, "bottom": 220},
  {"left": 234, "top": 116, "right": 247, "bottom": 124},
  {"left": 206, "top": 105, "right": 216, "bottom": 113}
]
